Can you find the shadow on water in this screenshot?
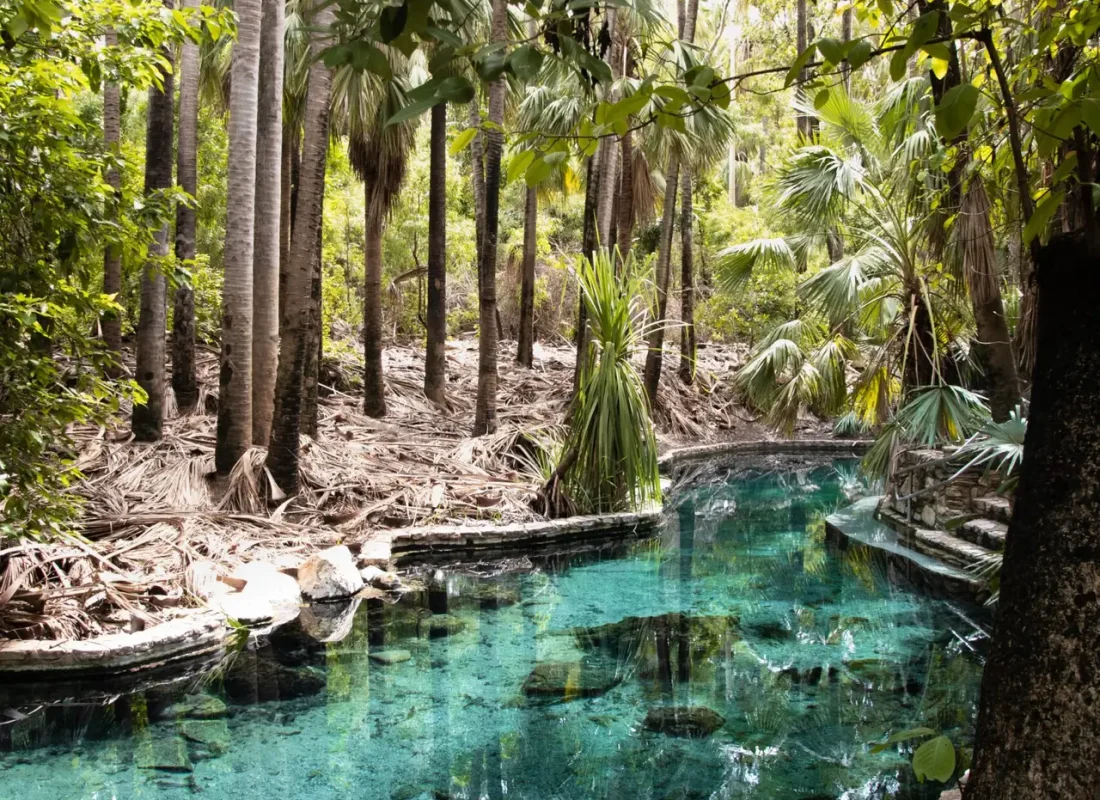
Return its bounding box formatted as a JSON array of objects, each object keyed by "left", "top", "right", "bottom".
[{"left": 0, "top": 457, "right": 987, "bottom": 800}]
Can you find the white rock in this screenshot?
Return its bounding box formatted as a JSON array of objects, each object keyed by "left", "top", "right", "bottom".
[
  {"left": 358, "top": 539, "right": 392, "bottom": 568},
  {"left": 298, "top": 545, "right": 364, "bottom": 601},
  {"left": 212, "top": 592, "right": 274, "bottom": 626},
  {"left": 360, "top": 565, "right": 401, "bottom": 590},
  {"left": 186, "top": 561, "right": 231, "bottom": 601},
  {"left": 230, "top": 561, "right": 301, "bottom": 608}
]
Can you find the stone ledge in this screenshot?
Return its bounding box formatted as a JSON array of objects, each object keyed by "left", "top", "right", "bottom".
[
  {"left": 658, "top": 437, "right": 872, "bottom": 467},
  {"left": 0, "top": 610, "right": 229, "bottom": 675}
]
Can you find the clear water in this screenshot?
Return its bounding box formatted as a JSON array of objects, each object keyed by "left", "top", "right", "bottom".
[{"left": 0, "top": 457, "right": 987, "bottom": 800}]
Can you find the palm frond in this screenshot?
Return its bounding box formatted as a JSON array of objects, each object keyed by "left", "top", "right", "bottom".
[{"left": 715, "top": 238, "right": 795, "bottom": 291}]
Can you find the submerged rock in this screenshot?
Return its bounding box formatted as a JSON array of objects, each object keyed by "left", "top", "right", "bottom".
[
  {"left": 298, "top": 545, "right": 364, "bottom": 601},
  {"left": 466, "top": 583, "right": 521, "bottom": 609},
  {"left": 300, "top": 598, "right": 360, "bottom": 643},
  {"left": 369, "top": 649, "right": 412, "bottom": 665},
  {"left": 425, "top": 613, "right": 467, "bottom": 639},
  {"left": 135, "top": 737, "right": 193, "bottom": 772},
  {"left": 522, "top": 660, "right": 621, "bottom": 700},
  {"left": 179, "top": 720, "right": 230, "bottom": 755},
  {"left": 643, "top": 706, "right": 726, "bottom": 738},
  {"left": 168, "top": 694, "right": 227, "bottom": 721},
  {"left": 222, "top": 655, "right": 326, "bottom": 703}
]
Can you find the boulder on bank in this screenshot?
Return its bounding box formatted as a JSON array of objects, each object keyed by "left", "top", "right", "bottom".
[
  {"left": 298, "top": 546, "right": 364, "bottom": 601},
  {"left": 361, "top": 565, "right": 401, "bottom": 590},
  {"left": 643, "top": 706, "right": 725, "bottom": 738},
  {"left": 231, "top": 562, "right": 301, "bottom": 607},
  {"left": 300, "top": 599, "right": 360, "bottom": 643}
]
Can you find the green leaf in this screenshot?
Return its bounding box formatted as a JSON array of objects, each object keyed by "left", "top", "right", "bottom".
[
  {"left": 525, "top": 156, "right": 552, "bottom": 186},
  {"left": 814, "top": 88, "right": 831, "bottom": 110},
  {"left": 1050, "top": 153, "right": 1078, "bottom": 186},
  {"left": 321, "top": 45, "right": 353, "bottom": 68},
  {"left": 385, "top": 97, "right": 436, "bottom": 127},
  {"left": 507, "top": 149, "right": 536, "bottom": 183},
  {"left": 906, "top": 10, "right": 940, "bottom": 56},
  {"left": 605, "top": 90, "right": 650, "bottom": 123},
  {"left": 912, "top": 736, "right": 955, "bottom": 783},
  {"left": 847, "top": 40, "right": 873, "bottom": 69},
  {"left": 449, "top": 127, "right": 478, "bottom": 156},
  {"left": 380, "top": 2, "right": 409, "bottom": 43},
  {"left": 1023, "top": 189, "right": 1065, "bottom": 244},
  {"left": 1082, "top": 98, "right": 1100, "bottom": 136},
  {"left": 423, "top": 25, "right": 463, "bottom": 47},
  {"left": 654, "top": 85, "right": 691, "bottom": 105},
  {"left": 934, "top": 83, "right": 979, "bottom": 139},
  {"left": 509, "top": 44, "right": 545, "bottom": 81},
  {"left": 817, "top": 37, "right": 846, "bottom": 66},
  {"left": 785, "top": 46, "right": 815, "bottom": 88},
  {"left": 890, "top": 49, "right": 909, "bottom": 82},
  {"left": 711, "top": 81, "right": 732, "bottom": 109},
  {"left": 869, "top": 727, "right": 938, "bottom": 754},
  {"left": 436, "top": 76, "right": 474, "bottom": 103}
]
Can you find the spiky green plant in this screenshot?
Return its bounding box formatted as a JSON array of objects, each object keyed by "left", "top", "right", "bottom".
[
  {"left": 952, "top": 404, "right": 1027, "bottom": 490},
  {"left": 542, "top": 247, "right": 661, "bottom": 516}
]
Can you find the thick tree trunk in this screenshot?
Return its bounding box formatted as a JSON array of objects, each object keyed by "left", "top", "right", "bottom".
[
  {"left": 101, "top": 30, "right": 123, "bottom": 375},
  {"left": 517, "top": 185, "right": 537, "bottom": 368},
  {"left": 301, "top": 225, "right": 323, "bottom": 437},
  {"left": 961, "top": 177, "right": 1020, "bottom": 421},
  {"left": 279, "top": 125, "right": 300, "bottom": 320},
  {"left": 132, "top": 17, "right": 174, "bottom": 442},
  {"left": 966, "top": 233, "right": 1100, "bottom": 800},
  {"left": 616, "top": 129, "right": 634, "bottom": 263},
  {"left": 642, "top": 154, "right": 679, "bottom": 405},
  {"left": 265, "top": 1, "right": 333, "bottom": 495},
  {"left": 251, "top": 0, "right": 284, "bottom": 445},
  {"left": 473, "top": 0, "right": 508, "bottom": 437},
  {"left": 573, "top": 156, "right": 599, "bottom": 394},
  {"left": 470, "top": 99, "right": 486, "bottom": 268},
  {"left": 172, "top": 5, "right": 199, "bottom": 413},
  {"left": 215, "top": 0, "right": 262, "bottom": 473},
  {"left": 678, "top": 168, "right": 695, "bottom": 384},
  {"left": 363, "top": 207, "right": 386, "bottom": 417},
  {"left": 424, "top": 102, "right": 448, "bottom": 405}
]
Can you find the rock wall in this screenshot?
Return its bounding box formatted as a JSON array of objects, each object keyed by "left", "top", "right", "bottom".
[{"left": 881, "top": 448, "right": 1008, "bottom": 529}]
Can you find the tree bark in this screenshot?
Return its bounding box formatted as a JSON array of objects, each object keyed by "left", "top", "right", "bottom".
[
  {"left": 363, "top": 205, "right": 386, "bottom": 417},
  {"left": 301, "top": 223, "right": 323, "bottom": 437},
  {"left": 795, "top": 0, "right": 810, "bottom": 137},
  {"left": 215, "top": 0, "right": 262, "bottom": 473},
  {"left": 132, "top": 15, "right": 174, "bottom": 442},
  {"left": 424, "top": 102, "right": 448, "bottom": 405},
  {"left": 473, "top": 0, "right": 508, "bottom": 437},
  {"left": 172, "top": 4, "right": 199, "bottom": 413},
  {"left": 469, "top": 99, "right": 486, "bottom": 269},
  {"left": 265, "top": 0, "right": 333, "bottom": 495},
  {"left": 966, "top": 233, "right": 1100, "bottom": 800},
  {"left": 279, "top": 125, "right": 300, "bottom": 320},
  {"left": 101, "top": 30, "right": 123, "bottom": 376},
  {"left": 677, "top": 167, "right": 695, "bottom": 384},
  {"left": 251, "top": 0, "right": 284, "bottom": 445},
  {"left": 840, "top": 6, "right": 853, "bottom": 91},
  {"left": 642, "top": 153, "right": 679, "bottom": 405},
  {"left": 517, "top": 185, "right": 537, "bottom": 368},
  {"left": 573, "top": 156, "right": 599, "bottom": 394},
  {"left": 616, "top": 128, "right": 634, "bottom": 263}
]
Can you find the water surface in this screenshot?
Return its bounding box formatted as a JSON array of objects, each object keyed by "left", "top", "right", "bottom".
[{"left": 0, "top": 456, "right": 986, "bottom": 799}]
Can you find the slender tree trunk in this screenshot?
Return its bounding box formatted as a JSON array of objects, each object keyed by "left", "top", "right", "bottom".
[
  {"left": 966, "top": 233, "right": 1100, "bottom": 800},
  {"left": 795, "top": 0, "right": 810, "bottom": 137},
  {"left": 301, "top": 224, "right": 323, "bottom": 437},
  {"left": 363, "top": 206, "right": 386, "bottom": 417},
  {"left": 101, "top": 30, "right": 123, "bottom": 375},
  {"left": 573, "top": 156, "right": 599, "bottom": 394},
  {"left": 840, "top": 6, "right": 852, "bottom": 92},
  {"left": 172, "top": 5, "right": 199, "bottom": 412},
  {"left": 473, "top": 0, "right": 508, "bottom": 437},
  {"left": 265, "top": 1, "right": 333, "bottom": 495},
  {"left": 642, "top": 154, "right": 679, "bottom": 405},
  {"left": 961, "top": 177, "right": 1021, "bottom": 421},
  {"left": 616, "top": 129, "right": 634, "bottom": 263},
  {"left": 132, "top": 16, "right": 174, "bottom": 442},
  {"left": 517, "top": 185, "right": 537, "bottom": 367},
  {"left": 595, "top": 10, "right": 620, "bottom": 248},
  {"left": 279, "top": 125, "right": 300, "bottom": 319},
  {"left": 252, "top": 0, "right": 284, "bottom": 445},
  {"left": 470, "top": 99, "right": 486, "bottom": 268},
  {"left": 424, "top": 102, "right": 448, "bottom": 404},
  {"left": 677, "top": 168, "right": 695, "bottom": 384},
  {"left": 215, "top": 0, "right": 262, "bottom": 473}
]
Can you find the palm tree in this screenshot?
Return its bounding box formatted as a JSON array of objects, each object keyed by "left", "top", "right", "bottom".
[
  {"left": 173, "top": 0, "right": 200, "bottom": 413},
  {"left": 101, "top": 30, "right": 123, "bottom": 376},
  {"left": 424, "top": 100, "right": 449, "bottom": 401},
  {"left": 677, "top": 167, "right": 696, "bottom": 383},
  {"left": 215, "top": 0, "right": 262, "bottom": 473},
  {"left": 473, "top": 0, "right": 509, "bottom": 437},
  {"left": 132, "top": 8, "right": 175, "bottom": 442},
  {"left": 339, "top": 69, "right": 418, "bottom": 418},
  {"left": 252, "top": 0, "right": 285, "bottom": 445},
  {"left": 266, "top": 0, "right": 335, "bottom": 495}
]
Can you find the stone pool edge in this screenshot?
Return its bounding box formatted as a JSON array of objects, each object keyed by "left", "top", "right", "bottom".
[{"left": 0, "top": 437, "right": 869, "bottom": 677}]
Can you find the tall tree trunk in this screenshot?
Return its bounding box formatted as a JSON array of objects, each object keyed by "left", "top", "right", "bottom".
[
  {"left": 101, "top": 30, "right": 123, "bottom": 376},
  {"left": 595, "top": 10, "right": 620, "bottom": 248},
  {"left": 795, "top": 0, "right": 810, "bottom": 137},
  {"left": 642, "top": 154, "right": 679, "bottom": 405},
  {"left": 840, "top": 6, "right": 853, "bottom": 91},
  {"left": 172, "top": 4, "right": 199, "bottom": 413},
  {"left": 961, "top": 177, "right": 1021, "bottom": 421},
  {"left": 265, "top": 1, "right": 333, "bottom": 495},
  {"left": 573, "top": 156, "right": 599, "bottom": 394},
  {"left": 363, "top": 206, "right": 386, "bottom": 417},
  {"left": 215, "top": 0, "right": 262, "bottom": 473},
  {"left": 470, "top": 99, "right": 486, "bottom": 268},
  {"left": 424, "top": 102, "right": 448, "bottom": 405},
  {"left": 677, "top": 168, "right": 695, "bottom": 384},
  {"left": 279, "top": 125, "right": 300, "bottom": 319},
  {"left": 301, "top": 224, "right": 323, "bottom": 437},
  {"left": 252, "top": 0, "right": 284, "bottom": 445},
  {"left": 616, "top": 129, "right": 634, "bottom": 262},
  {"left": 517, "top": 185, "right": 537, "bottom": 367},
  {"left": 966, "top": 232, "right": 1100, "bottom": 800},
  {"left": 132, "top": 16, "right": 174, "bottom": 442},
  {"left": 473, "top": 0, "right": 508, "bottom": 437}
]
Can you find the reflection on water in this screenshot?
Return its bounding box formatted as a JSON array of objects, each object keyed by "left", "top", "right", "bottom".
[{"left": 0, "top": 458, "right": 985, "bottom": 799}]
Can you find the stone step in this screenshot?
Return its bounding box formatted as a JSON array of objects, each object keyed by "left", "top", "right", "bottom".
[
  {"left": 911, "top": 528, "right": 997, "bottom": 572},
  {"left": 958, "top": 518, "right": 1007, "bottom": 551},
  {"left": 972, "top": 495, "right": 1012, "bottom": 524}
]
